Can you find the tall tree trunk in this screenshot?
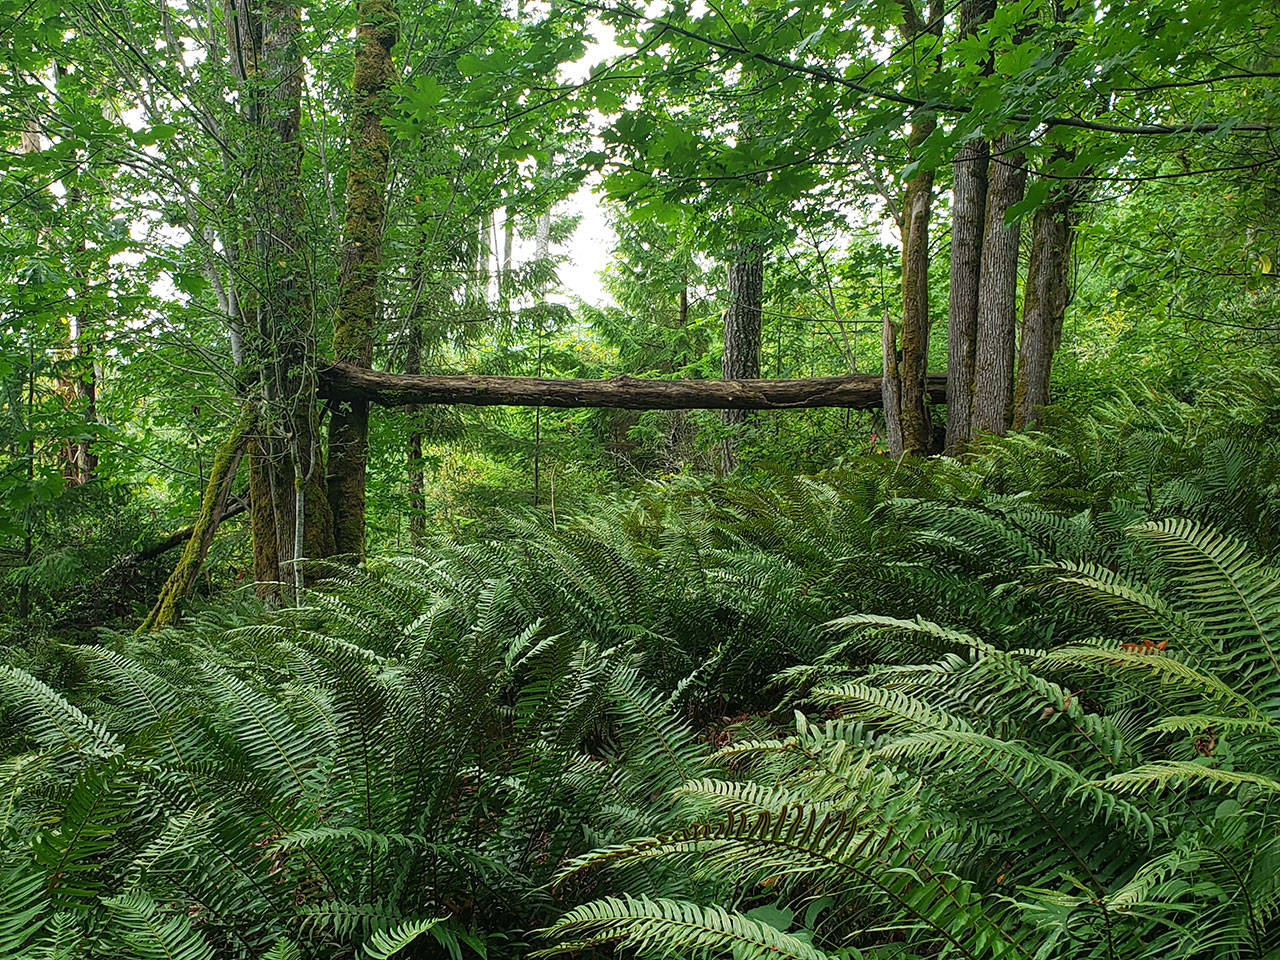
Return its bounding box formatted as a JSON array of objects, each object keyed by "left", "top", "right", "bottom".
[
  {"left": 240, "top": 0, "right": 335, "bottom": 597},
  {"left": 971, "top": 134, "right": 1027, "bottom": 436},
  {"left": 326, "top": 0, "right": 397, "bottom": 558},
  {"left": 46, "top": 69, "right": 98, "bottom": 485},
  {"left": 66, "top": 179, "right": 97, "bottom": 485},
  {"left": 720, "top": 245, "right": 764, "bottom": 473},
  {"left": 405, "top": 320, "right": 426, "bottom": 548},
  {"left": 944, "top": 136, "right": 987, "bottom": 454},
  {"left": 892, "top": 0, "right": 944, "bottom": 455},
  {"left": 502, "top": 206, "right": 514, "bottom": 305},
  {"left": 1013, "top": 190, "right": 1077, "bottom": 429},
  {"left": 944, "top": 0, "right": 996, "bottom": 455},
  {"left": 898, "top": 117, "right": 937, "bottom": 455}
]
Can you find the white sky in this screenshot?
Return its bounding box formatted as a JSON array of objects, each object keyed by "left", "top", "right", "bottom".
[{"left": 556, "top": 184, "right": 616, "bottom": 307}]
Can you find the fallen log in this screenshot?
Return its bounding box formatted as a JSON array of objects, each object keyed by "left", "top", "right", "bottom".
[{"left": 320, "top": 362, "right": 947, "bottom": 411}]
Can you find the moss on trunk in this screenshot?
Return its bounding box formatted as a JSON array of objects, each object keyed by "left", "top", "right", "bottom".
[
  {"left": 326, "top": 0, "right": 398, "bottom": 557},
  {"left": 139, "top": 412, "right": 252, "bottom": 632}
]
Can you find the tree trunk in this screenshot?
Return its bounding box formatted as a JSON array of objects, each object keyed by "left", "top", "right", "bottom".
[
  {"left": 502, "top": 207, "right": 514, "bottom": 303},
  {"left": 944, "top": 0, "right": 996, "bottom": 455},
  {"left": 326, "top": 0, "right": 397, "bottom": 558},
  {"left": 405, "top": 320, "right": 426, "bottom": 547},
  {"left": 971, "top": 134, "right": 1027, "bottom": 437},
  {"left": 140, "top": 414, "right": 250, "bottom": 631},
  {"left": 240, "top": 0, "right": 335, "bottom": 597},
  {"left": 944, "top": 135, "right": 987, "bottom": 454},
  {"left": 880, "top": 312, "right": 904, "bottom": 457},
  {"left": 894, "top": 0, "right": 943, "bottom": 456},
  {"left": 1013, "top": 191, "right": 1077, "bottom": 429},
  {"left": 898, "top": 122, "right": 936, "bottom": 455},
  {"left": 720, "top": 246, "right": 764, "bottom": 473},
  {"left": 68, "top": 190, "right": 97, "bottom": 485},
  {"left": 320, "top": 362, "right": 945, "bottom": 411}
]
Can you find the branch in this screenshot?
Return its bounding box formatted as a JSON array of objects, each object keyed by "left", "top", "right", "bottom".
[{"left": 568, "top": 0, "right": 1278, "bottom": 136}]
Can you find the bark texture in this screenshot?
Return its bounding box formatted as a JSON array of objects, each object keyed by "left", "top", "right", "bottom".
[
  {"left": 898, "top": 118, "right": 937, "bottom": 455},
  {"left": 140, "top": 415, "right": 250, "bottom": 631},
  {"left": 1013, "top": 193, "right": 1076, "bottom": 429},
  {"left": 239, "top": 0, "right": 334, "bottom": 596},
  {"left": 405, "top": 320, "right": 426, "bottom": 547},
  {"left": 881, "top": 314, "right": 905, "bottom": 457},
  {"left": 326, "top": 0, "right": 397, "bottom": 557},
  {"left": 944, "top": 0, "right": 996, "bottom": 455},
  {"left": 720, "top": 247, "right": 764, "bottom": 472},
  {"left": 944, "top": 136, "right": 988, "bottom": 454},
  {"left": 892, "top": 0, "right": 944, "bottom": 456},
  {"left": 320, "top": 362, "right": 946, "bottom": 411},
  {"left": 971, "top": 134, "right": 1027, "bottom": 437}
]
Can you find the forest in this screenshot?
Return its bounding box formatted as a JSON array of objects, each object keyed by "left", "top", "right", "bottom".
[{"left": 2, "top": 0, "right": 1280, "bottom": 956}]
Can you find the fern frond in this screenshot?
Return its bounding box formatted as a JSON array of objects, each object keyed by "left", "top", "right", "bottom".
[
  {"left": 363, "top": 917, "right": 442, "bottom": 960},
  {"left": 537, "top": 895, "right": 836, "bottom": 960},
  {"left": 103, "top": 892, "right": 214, "bottom": 960},
  {"left": 0, "top": 666, "right": 120, "bottom": 758},
  {"left": 1092, "top": 762, "right": 1280, "bottom": 796}
]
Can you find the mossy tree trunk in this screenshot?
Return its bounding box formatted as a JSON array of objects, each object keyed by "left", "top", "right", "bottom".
[
  {"left": 327, "top": 0, "right": 398, "bottom": 557},
  {"left": 224, "top": 0, "right": 336, "bottom": 599},
  {"left": 140, "top": 414, "right": 251, "bottom": 631}
]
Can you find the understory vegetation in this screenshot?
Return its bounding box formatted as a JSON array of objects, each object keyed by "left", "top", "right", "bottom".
[
  {"left": 5, "top": 0, "right": 1280, "bottom": 954},
  {"left": 4, "top": 371, "right": 1280, "bottom": 959}
]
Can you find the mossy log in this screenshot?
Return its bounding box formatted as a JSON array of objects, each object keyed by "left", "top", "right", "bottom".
[{"left": 319, "top": 362, "right": 947, "bottom": 411}]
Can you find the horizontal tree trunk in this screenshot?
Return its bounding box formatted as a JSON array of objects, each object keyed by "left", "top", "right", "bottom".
[{"left": 319, "top": 362, "right": 946, "bottom": 411}]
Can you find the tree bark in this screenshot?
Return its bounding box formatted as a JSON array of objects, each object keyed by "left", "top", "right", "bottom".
[
  {"left": 893, "top": 0, "right": 944, "bottom": 456},
  {"left": 720, "top": 246, "right": 764, "bottom": 472},
  {"left": 405, "top": 320, "right": 426, "bottom": 547},
  {"left": 944, "top": 136, "right": 987, "bottom": 454},
  {"left": 67, "top": 191, "right": 97, "bottom": 485},
  {"left": 944, "top": 0, "right": 996, "bottom": 455},
  {"left": 971, "top": 134, "right": 1027, "bottom": 437},
  {"left": 880, "top": 313, "right": 904, "bottom": 457},
  {"left": 326, "top": 0, "right": 397, "bottom": 558},
  {"left": 320, "top": 362, "right": 945, "bottom": 411},
  {"left": 238, "top": 0, "right": 334, "bottom": 596},
  {"left": 898, "top": 117, "right": 937, "bottom": 455},
  {"left": 140, "top": 414, "right": 250, "bottom": 631},
  {"left": 1013, "top": 191, "right": 1077, "bottom": 429}
]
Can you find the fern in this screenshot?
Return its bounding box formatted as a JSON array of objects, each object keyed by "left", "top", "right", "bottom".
[{"left": 538, "top": 895, "right": 838, "bottom": 960}]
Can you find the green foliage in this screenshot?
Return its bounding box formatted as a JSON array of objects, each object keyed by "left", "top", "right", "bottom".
[
  {"left": 6, "top": 377, "right": 1280, "bottom": 957},
  {"left": 538, "top": 399, "right": 1280, "bottom": 959}
]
